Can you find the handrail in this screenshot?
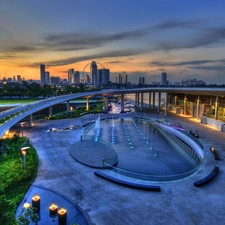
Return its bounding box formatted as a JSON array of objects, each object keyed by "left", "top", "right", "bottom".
[
  {"left": 104, "top": 163, "right": 201, "bottom": 182},
  {"left": 81, "top": 135, "right": 118, "bottom": 167},
  {"left": 154, "top": 123, "right": 202, "bottom": 163}
]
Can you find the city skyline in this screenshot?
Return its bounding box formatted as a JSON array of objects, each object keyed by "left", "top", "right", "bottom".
[{"left": 1, "top": 0, "right": 225, "bottom": 84}]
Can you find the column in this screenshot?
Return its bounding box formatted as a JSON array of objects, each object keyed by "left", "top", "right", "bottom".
[
  {"left": 137, "top": 93, "right": 140, "bottom": 109},
  {"left": 49, "top": 106, "right": 52, "bottom": 118},
  {"left": 135, "top": 93, "right": 138, "bottom": 108},
  {"left": 29, "top": 114, "right": 33, "bottom": 126},
  {"left": 141, "top": 93, "right": 144, "bottom": 112},
  {"left": 164, "top": 93, "right": 168, "bottom": 116},
  {"left": 149, "top": 92, "right": 151, "bottom": 108},
  {"left": 66, "top": 100, "right": 70, "bottom": 112},
  {"left": 121, "top": 94, "right": 124, "bottom": 113},
  {"left": 105, "top": 96, "right": 109, "bottom": 111},
  {"left": 158, "top": 92, "right": 161, "bottom": 112},
  {"left": 86, "top": 98, "right": 89, "bottom": 111},
  {"left": 196, "top": 95, "right": 200, "bottom": 120},
  {"left": 174, "top": 95, "right": 178, "bottom": 106},
  {"left": 215, "top": 96, "right": 219, "bottom": 120},
  {"left": 184, "top": 95, "right": 187, "bottom": 115},
  {"left": 152, "top": 92, "right": 155, "bottom": 109}
]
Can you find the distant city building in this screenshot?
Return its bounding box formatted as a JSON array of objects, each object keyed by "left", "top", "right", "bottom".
[
  {"left": 13, "top": 75, "right": 16, "bottom": 81},
  {"left": 97, "top": 68, "right": 110, "bottom": 85},
  {"left": 116, "top": 74, "right": 122, "bottom": 84},
  {"left": 50, "top": 76, "right": 60, "bottom": 84},
  {"left": 40, "top": 64, "right": 45, "bottom": 83},
  {"left": 74, "top": 71, "right": 80, "bottom": 84},
  {"left": 90, "top": 61, "right": 97, "bottom": 85},
  {"left": 45, "top": 71, "right": 50, "bottom": 84},
  {"left": 139, "top": 77, "right": 145, "bottom": 85},
  {"left": 17, "top": 75, "right": 22, "bottom": 82},
  {"left": 84, "top": 74, "right": 90, "bottom": 83},
  {"left": 124, "top": 74, "right": 128, "bottom": 84},
  {"left": 68, "top": 68, "right": 74, "bottom": 83},
  {"left": 161, "top": 72, "right": 167, "bottom": 86}
]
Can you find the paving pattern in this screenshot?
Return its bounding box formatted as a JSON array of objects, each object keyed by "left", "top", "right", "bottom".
[{"left": 22, "top": 110, "right": 225, "bottom": 225}]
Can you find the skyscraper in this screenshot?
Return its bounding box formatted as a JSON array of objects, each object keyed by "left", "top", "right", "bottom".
[
  {"left": 161, "top": 72, "right": 167, "bottom": 86},
  {"left": 116, "top": 74, "right": 122, "bottom": 84},
  {"left": 139, "top": 77, "right": 145, "bottom": 85},
  {"left": 124, "top": 74, "right": 128, "bottom": 84},
  {"left": 101, "top": 69, "right": 110, "bottom": 85},
  {"left": 68, "top": 68, "right": 74, "bottom": 83},
  {"left": 45, "top": 71, "right": 50, "bottom": 84},
  {"left": 74, "top": 71, "right": 80, "bottom": 84},
  {"left": 40, "top": 64, "right": 45, "bottom": 83},
  {"left": 90, "top": 61, "right": 97, "bottom": 85}
]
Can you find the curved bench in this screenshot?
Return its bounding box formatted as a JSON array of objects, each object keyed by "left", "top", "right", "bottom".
[
  {"left": 94, "top": 171, "right": 161, "bottom": 191},
  {"left": 194, "top": 166, "right": 219, "bottom": 187},
  {"left": 210, "top": 147, "right": 220, "bottom": 160}
]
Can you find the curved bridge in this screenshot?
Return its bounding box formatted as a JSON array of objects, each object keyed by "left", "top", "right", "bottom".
[{"left": 0, "top": 87, "right": 225, "bottom": 138}]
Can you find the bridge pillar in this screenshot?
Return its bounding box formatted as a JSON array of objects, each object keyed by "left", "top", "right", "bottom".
[
  {"left": 184, "top": 95, "right": 187, "bottom": 115},
  {"left": 158, "top": 92, "right": 161, "bottom": 112},
  {"left": 135, "top": 93, "right": 138, "bottom": 107},
  {"left": 141, "top": 92, "right": 144, "bottom": 112},
  {"left": 49, "top": 106, "right": 52, "bottom": 118},
  {"left": 86, "top": 98, "right": 89, "bottom": 111},
  {"left": 121, "top": 94, "right": 124, "bottom": 113},
  {"left": 196, "top": 95, "right": 200, "bottom": 120},
  {"left": 164, "top": 93, "right": 168, "bottom": 116},
  {"left": 148, "top": 92, "right": 151, "bottom": 108},
  {"left": 29, "top": 114, "right": 33, "bottom": 126},
  {"left": 152, "top": 92, "right": 155, "bottom": 109},
  {"left": 137, "top": 93, "right": 140, "bottom": 109},
  {"left": 66, "top": 101, "right": 70, "bottom": 112},
  {"left": 215, "top": 96, "right": 219, "bottom": 120},
  {"left": 105, "top": 95, "right": 109, "bottom": 111}
]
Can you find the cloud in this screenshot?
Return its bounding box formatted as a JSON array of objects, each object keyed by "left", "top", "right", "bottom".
[
  {"left": 42, "top": 28, "right": 150, "bottom": 51},
  {"left": 156, "top": 27, "right": 225, "bottom": 51},
  {"left": 188, "top": 65, "right": 225, "bottom": 70},
  {"left": 150, "top": 58, "right": 225, "bottom": 67},
  {"left": 27, "top": 49, "right": 147, "bottom": 67},
  {"left": 155, "top": 19, "right": 203, "bottom": 30}
]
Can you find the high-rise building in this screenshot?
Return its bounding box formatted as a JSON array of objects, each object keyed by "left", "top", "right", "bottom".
[
  {"left": 13, "top": 75, "right": 16, "bottom": 81},
  {"left": 101, "top": 69, "right": 110, "bottom": 85},
  {"left": 40, "top": 64, "right": 45, "bottom": 83},
  {"left": 161, "top": 72, "right": 167, "bottom": 86},
  {"left": 85, "top": 74, "right": 90, "bottom": 83},
  {"left": 116, "top": 74, "right": 122, "bottom": 84},
  {"left": 124, "top": 74, "right": 128, "bottom": 84},
  {"left": 17, "top": 75, "right": 22, "bottom": 82},
  {"left": 139, "top": 77, "right": 145, "bottom": 85},
  {"left": 90, "top": 61, "right": 97, "bottom": 85},
  {"left": 45, "top": 71, "right": 50, "bottom": 84},
  {"left": 74, "top": 71, "right": 80, "bottom": 84},
  {"left": 68, "top": 68, "right": 74, "bottom": 83}
]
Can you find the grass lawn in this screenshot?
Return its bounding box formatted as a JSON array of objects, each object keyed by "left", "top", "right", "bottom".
[{"left": 0, "top": 99, "right": 37, "bottom": 104}]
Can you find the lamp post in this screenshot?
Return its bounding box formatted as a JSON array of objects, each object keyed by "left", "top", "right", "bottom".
[
  {"left": 20, "top": 122, "right": 26, "bottom": 137},
  {"left": 21, "top": 147, "right": 29, "bottom": 170}
]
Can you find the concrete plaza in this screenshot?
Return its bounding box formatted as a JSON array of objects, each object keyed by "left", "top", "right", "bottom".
[{"left": 22, "top": 110, "right": 225, "bottom": 225}]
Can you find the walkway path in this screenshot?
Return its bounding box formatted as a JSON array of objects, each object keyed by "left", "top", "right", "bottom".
[{"left": 22, "top": 110, "right": 225, "bottom": 225}]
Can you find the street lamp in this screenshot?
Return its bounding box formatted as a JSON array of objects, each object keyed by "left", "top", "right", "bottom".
[
  {"left": 20, "top": 122, "right": 26, "bottom": 137},
  {"left": 21, "top": 147, "right": 29, "bottom": 170}
]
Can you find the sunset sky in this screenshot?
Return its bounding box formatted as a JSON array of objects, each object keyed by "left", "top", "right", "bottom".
[{"left": 0, "top": 0, "right": 225, "bottom": 84}]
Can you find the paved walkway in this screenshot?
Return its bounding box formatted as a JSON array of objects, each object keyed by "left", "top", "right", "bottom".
[{"left": 21, "top": 110, "right": 225, "bottom": 225}]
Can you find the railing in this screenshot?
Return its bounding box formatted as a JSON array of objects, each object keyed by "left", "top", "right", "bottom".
[
  {"left": 155, "top": 123, "right": 202, "bottom": 164},
  {"left": 81, "top": 135, "right": 118, "bottom": 167},
  {"left": 104, "top": 163, "right": 201, "bottom": 182}
]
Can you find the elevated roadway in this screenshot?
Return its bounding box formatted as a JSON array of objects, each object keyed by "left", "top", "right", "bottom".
[{"left": 0, "top": 87, "right": 225, "bottom": 138}]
